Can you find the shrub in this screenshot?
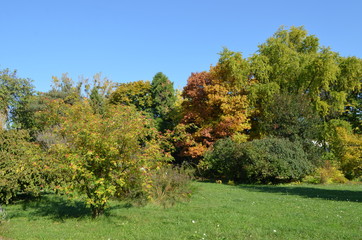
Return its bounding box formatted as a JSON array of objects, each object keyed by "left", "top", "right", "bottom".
[
  {"left": 303, "top": 160, "right": 348, "bottom": 184},
  {"left": 204, "top": 137, "right": 315, "bottom": 183},
  {"left": 202, "top": 138, "right": 244, "bottom": 180},
  {"left": 143, "top": 164, "right": 194, "bottom": 207},
  {"left": 324, "top": 120, "right": 362, "bottom": 180},
  {"left": 0, "top": 129, "right": 48, "bottom": 204},
  {"left": 49, "top": 103, "right": 171, "bottom": 217}
]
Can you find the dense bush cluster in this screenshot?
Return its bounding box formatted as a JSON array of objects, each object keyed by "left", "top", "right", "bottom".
[{"left": 204, "top": 138, "right": 316, "bottom": 183}]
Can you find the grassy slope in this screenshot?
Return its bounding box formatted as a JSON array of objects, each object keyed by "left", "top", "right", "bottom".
[{"left": 0, "top": 182, "right": 361, "bottom": 240}]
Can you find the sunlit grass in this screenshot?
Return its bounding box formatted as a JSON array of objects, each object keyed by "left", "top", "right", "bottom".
[{"left": 0, "top": 182, "right": 361, "bottom": 240}]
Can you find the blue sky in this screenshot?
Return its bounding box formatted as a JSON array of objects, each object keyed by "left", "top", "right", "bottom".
[{"left": 1, "top": 0, "right": 361, "bottom": 92}]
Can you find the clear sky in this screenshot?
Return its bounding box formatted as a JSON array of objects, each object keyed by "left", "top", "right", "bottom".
[{"left": 1, "top": 0, "right": 361, "bottom": 92}]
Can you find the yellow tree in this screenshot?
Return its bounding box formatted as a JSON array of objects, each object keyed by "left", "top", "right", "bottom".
[
  {"left": 108, "top": 80, "right": 153, "bottom": 112},
  {"left": 50, "top": 101, "right": 168, "bottom": 217},
  {"left": 325, "top": 120, "right": 362, "bottom": 179}
]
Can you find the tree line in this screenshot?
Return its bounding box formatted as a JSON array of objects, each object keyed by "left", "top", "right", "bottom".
[{"left": 1, "top": 26, "right": 361, "bottom": 217}]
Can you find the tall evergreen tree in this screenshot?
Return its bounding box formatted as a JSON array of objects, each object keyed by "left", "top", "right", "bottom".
[{"left": 151, "top": 72, "right": 176, "bottom": 130}]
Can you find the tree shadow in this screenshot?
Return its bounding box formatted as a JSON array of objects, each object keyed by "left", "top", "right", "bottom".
[
  {"left": 18, "top": 195, "right": 91, "bottom": 221},
  {"left": 9, "top": 194, "right": 132, "bottom": 222},
  {"left": 238, "top": 185, "right": 362, "bottom": 202}
]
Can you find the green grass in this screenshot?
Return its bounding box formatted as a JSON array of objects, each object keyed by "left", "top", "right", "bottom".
[{"left": 0, "top": 182, "right": 361, "bottom": 240}]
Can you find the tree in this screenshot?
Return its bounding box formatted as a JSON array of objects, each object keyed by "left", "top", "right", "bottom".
[
  {"left": 250, "top": 26, "right": 362, "bottom": 122},
  {"left": 151, "top": 72, "right": 176, "bottom": 131},
  {"left": 46, "top": 73, "right": 82, "bottom": 104},
  {"left": 50, "top": 101, "right": 167, "bottom": 217},
  {"left": 109, "top": 80, "right": 153, "bottom": 113},
  {"left": 178, "top": 48, "right": 253, "bottom": 162},
  {"left": 10, "top": 73, "right": 81, "bottom": 134},
  {"left": 84, "top": 73, "right": 115, "bottom": 115},
  {"left": 0, "top": 69, "right": 34, "bottom": 128},
  {"left": 340, "top": 56, "right": 362, "bottom": 133},
  {"left": 258, "top": 93, "right": 322, "bottom": 141},
  {"left": 324, "top": 120, "right": 362, "bottom": 179}
]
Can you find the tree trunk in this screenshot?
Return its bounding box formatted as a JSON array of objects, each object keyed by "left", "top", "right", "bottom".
[{"left": 91, "top": 205, "right": 105, "bottom": 218}]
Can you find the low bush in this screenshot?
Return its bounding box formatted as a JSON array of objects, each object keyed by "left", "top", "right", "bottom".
[
  {"left": 0, "top": 129, "right": 48, "bottom": 204},
  {"left": 303, "top": 160, "right": 348, "bottom": 184},
  {"left": 144, "top": 164, "right": 194, "bottom": 207},
  {"left": 324, "top": 119, "right": 362, "bottom": 180},
  {"left": 204, "top": 137, "right": 315, "bottom": 183}
]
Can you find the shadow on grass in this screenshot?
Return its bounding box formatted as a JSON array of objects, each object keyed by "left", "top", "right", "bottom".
[
  {"left": 239, "top": 185, "right": 362, "bottom": 202},
  {"left": 9, "top": 194, "right": 133, "bottom": 222},
  {"left": 19, "top": 195, "right": 91, "bottom": 221}
]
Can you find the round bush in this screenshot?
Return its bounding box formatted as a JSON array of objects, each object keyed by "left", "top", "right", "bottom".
[{"left": 204, "top": 137, "right": 315, "bottom": 183}]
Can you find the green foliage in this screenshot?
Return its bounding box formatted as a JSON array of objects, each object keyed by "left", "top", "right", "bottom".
[
  {"left": 258, "top": 93, "right": 323, "bottom": 141},
  {"left": 10, "top": 94, "right": 40, "bottom": 133},
  {"left": 151, "top": 72, "right": 177, "bottom": 130},
  {"left": 33, "top": 97, "right": 70, "bottom": 132},
  {"left": 0, "top": 129, "right": 47, "bottom": 204},
  {"left": 0, "top": 68, "right": 34, "bottom": 128},
  {"left": 88, "top": 87, "right": 105, "bottom": 114},
  {"left": 251, "top": 26, "right": 362, "bottom": 120},
  {"left": 324, "top": 119, "right": 362, "bottom": 179},
  {"left": 204, "top": 137, "right": 314, "bottom": 183},
  {"left": 11, "top": 73, "right": 82, "bottom": 133},
  {"left": 303, "top": 160, "right": 348, "bottom": 184},
  {"left": 215, "top": 47, "right": 250, "bottom": 90},
  {"left": 15, "top": 73, "right": 114, "bottom": 133},
  {"left": 201, "top": 137, "right": 242, "bottom": 179},
  {"left": 49, "top": 101, "right": 168, "bottom": 217},
  {"left": 46, "top": 74, "right": 82, "bottom": 104},
  {"left": 109, "top": 80, "right": 153, "bottom": 112},
  {"left": 84, "top": 73, "right": 115, "bottom": 115}
]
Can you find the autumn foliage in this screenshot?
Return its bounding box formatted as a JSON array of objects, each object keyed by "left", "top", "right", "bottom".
[
  {"left": 178, "top": 49, "right": 253, "bottom": 161},
  {"left": 1, "top": 26, "right": 362, "bottom": 218}
]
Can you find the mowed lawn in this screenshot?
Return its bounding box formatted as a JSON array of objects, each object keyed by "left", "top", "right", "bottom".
[{"left": 0, "top": 182, "right": 361, "bottom": 240}]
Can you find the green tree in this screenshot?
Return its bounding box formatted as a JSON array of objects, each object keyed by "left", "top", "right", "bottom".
[
  {"left": 11, "top": 73, "right": 81, "bottom": 134},
  {"left": 151, "top": 72, "right": 176, "bottom": 131},
  {"left": 250, "top": 26, "right": 362, "bottom": 122},
  {"left": 258, "top": 93, "right": 322, "bottom": 141},
  {"left": 0, "top": 69, "right": 34, "bottom": 128}
]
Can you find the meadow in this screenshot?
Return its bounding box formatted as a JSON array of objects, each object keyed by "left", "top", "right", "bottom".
[{"left": 0, "top": 182, "right": 361, "bottom": 240}]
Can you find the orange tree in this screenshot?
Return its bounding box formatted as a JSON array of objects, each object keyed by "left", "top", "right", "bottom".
[
  {"left": 50, "top": 101, "right": 168, "bottom": 217},
  {"left": 178, "top": 48, "right": 254, "bottom": 164}
]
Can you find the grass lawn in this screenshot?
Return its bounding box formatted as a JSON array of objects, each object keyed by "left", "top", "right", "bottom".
[{"left": 0, "top": 182, "right": 361, "bottom": 240}]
